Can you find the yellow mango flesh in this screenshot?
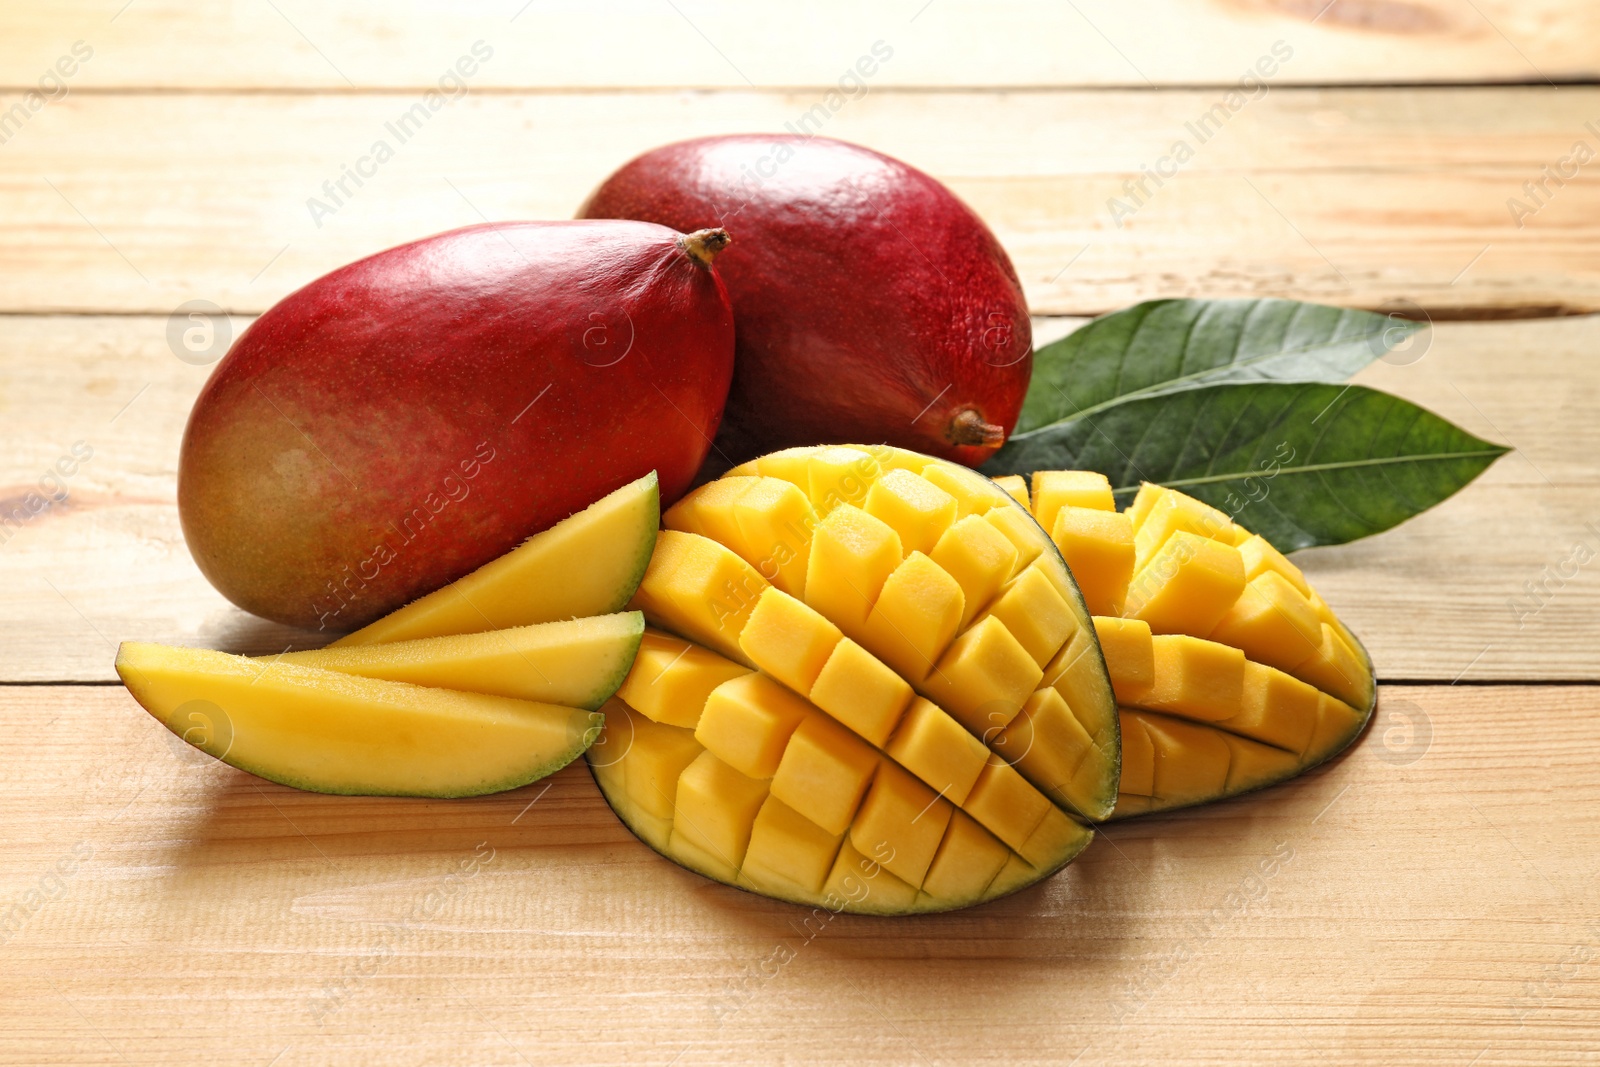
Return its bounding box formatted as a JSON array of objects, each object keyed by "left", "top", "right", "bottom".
[
  {"left": 1022, "top": 476, "right": 1374, "bottom": 818},
  {"left": 592, "top": 445, "right": 1113, "bottom": 914},
  {"left": 118, "top": 642, "right": 601, "bottom": 798}
]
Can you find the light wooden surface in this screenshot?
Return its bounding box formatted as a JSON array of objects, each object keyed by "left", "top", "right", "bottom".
[
  {"left": 2, "top": 88, "right": 1598, "bottom": 316},
  {"left": 2, "top": 4, "right": 1597, "bottom": 1064},
  {"left": 1, "top": 684, "right": 1595, "bottom": 1066},
  {"left": 2, "top": 1, "right": 1595, "bottom": 89}
]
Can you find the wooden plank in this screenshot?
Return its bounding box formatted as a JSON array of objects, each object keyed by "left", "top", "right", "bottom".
[
  {"left": 1, "top": 88, "right": 1598, "bottom": 316},
  {"left": 1, "top": 1, "right": 1595, "bottom": 90},
  {"left": 1, "top": 682, "right": 1595, "bottom": 1065},
  {"left": 3, "top": 313, "right": 1596, "bottom": 684}
]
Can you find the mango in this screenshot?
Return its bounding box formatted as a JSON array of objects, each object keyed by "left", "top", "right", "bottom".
[
  {"left": 179, "top": 223, "right": 734, "bottom": 631},
  {"left": 588, "top": 445, "right": 1110, "bottom": 914},
  {"left": 1016, "top": 473, "right": 1376, "bottom": 818}
]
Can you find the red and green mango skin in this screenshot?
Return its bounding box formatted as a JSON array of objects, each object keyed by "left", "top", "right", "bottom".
[{"left": 179, "top": 220, "right": 734, "bottom": 632}]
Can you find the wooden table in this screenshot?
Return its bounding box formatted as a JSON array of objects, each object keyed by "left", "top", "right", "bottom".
[{"left": 3, "top": 4, "right": 1598, "bottom": 1064}]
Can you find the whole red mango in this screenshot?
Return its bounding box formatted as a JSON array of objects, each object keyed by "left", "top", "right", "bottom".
[
  {"left": 179, "top": 221, "right": 735, "bottom": 632},
  {"left": 578, "top": 135, "right": 1031, "bottom": 467}
]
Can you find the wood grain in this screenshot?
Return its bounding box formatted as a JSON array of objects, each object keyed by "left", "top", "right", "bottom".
[
  {"left": 1, "top": 1, "right": 1594, "bottom": 90},
  {"left": 2, "top": 88, "right": 1598, "bottom": 316},
  {"left": 0, "top": 682, "right": 1594, "bottom": 1066},
  {"left": 4, "top": 314, "right": 1594, "bottom": 685}
]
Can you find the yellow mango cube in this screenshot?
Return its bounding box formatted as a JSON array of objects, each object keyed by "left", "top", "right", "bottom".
[
  {"left": 806, "top": 446, "right": 882, "bottom": 514},
  {"left": 739, "top": 588, "right": 842, "bottom": 695},
  {"left": 1042, "top": 628, "right": 1117, "bottom": 746},
  {"left": 1221, "top": 732, "right": 1301, "bottom": 793},
  {"left": 1293, "top": 623, "right": 1372, "bottom": 710},
  {"left": 1000, "top": 687, "right": 1099, "bottom": 814},
  {"left": 1017, "top": 805, "right": 1093, "bottom": 870},
  {"left": 984, "top": 505, "right": 1045, "bottom": 576},
  {"left": 662, "top": 476, "right": 760, "bottom": 547},
  {"left": 923, "top": 616, "right": 1044, "bottom": 735},
  {"left": 848, "top": 762, "right": 954, "bottom": 889},
  {"left": 1238, "top": 533, "right": 1310, "bottom": 596},
  {"left": 1093, "top": 616, "right": 1154, "bottom": 703},
  {"left": 1214, "top": 660, "right": 1320, "bottom": 755},
  {"left": 1118, "top": 710, "right": 1155, "bottom": 796},
  {"left": 1032, "top": 469, "right": 1115, "bottom": 535},
  {"left": 1125, "top": 531, "right": 1246, "bottom": 637},
  {"left": 808, "top": 638, "right": 915, "bottom": 747},
  {"left": 1051, "top": 506, "right": 1135, "bottom": 617},
  {"left": 771, "top": 713, "right": 880, "bottom": 835},
  {"left": 1133, "top": 634, "right": 1246, "bottom": 722},
  {"left": 860, "top": 552, "right": 966, "bottom": 682},
  {"left": 741, "top": 796, "right": 844, "bottom": 896},
  {"left": 921, "top": 811, "right": 1011, "bottom": 904},
  {"left": 617, "top": 632, "right": 751, "bottom": 729},
  {"left": 885, "top": 698, "right": 990, "bottom": 805},
  {"left": 962, "top": 755, "right": 1052, "bottom": 851},
  {"left": 864, "top": 468, "right": 959, "bottom": 556},
  {"left": 981, "top": 565, "right": 1079, "bottom": 668},
  {"left": 730, "top": 477, "right": 817, "bottom": 597},
  {"left": 1140, "top": 711, "right": 1231, "bottom": 804},
  {"left": 629, "top": 530, "right": 769, "bottom": 665},
  {"left": 919, "top": 463, "right": 1001, "bottom": 517},
  {"left": 930, "top": 514, "right": 1019, "bottom": 627},
  {"left": 1309, "top": 692, "right": 1366, "bottom": 760},
  {"left": 673, "top": 750, "right": 770, "bottom": 869},
  {"left": 1209, "top": 570, "right": 1324, "bottom": 673},
  {"left": 803, "top": 504, "right": 904, "bottom": 633},
  {"left": 694, "top": 673, "right": 813, "bottom": 779},
  {"left": 1133, "top": 490, "right": 1238, "bottom": 565},
  {"left": 991, "top": 474, "right": 1030, "bottom": 510},
  {"left": 1125, "top": 482, "right": 1167, "bottom": 530},
  {"left": 619, "top": 711, "right": 705, "bottom": 821},
  {"left": 823, "top": 841, "right": 919, "bottom": 914}
]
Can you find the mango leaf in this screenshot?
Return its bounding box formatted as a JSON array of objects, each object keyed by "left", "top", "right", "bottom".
[
  {"left": 1018, "top": 299, "right": 1425, "bottom": 434},
  {"left": 985, "top": 382, "right": 1508, "bottom": 552}
]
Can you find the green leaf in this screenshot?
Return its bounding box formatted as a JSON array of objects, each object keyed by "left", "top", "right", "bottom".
[
  {"left": 1018, "top": 299, "right": 1425, "bottom": 434},
  {"left": 985, "top": 382, "right": 1508, "bottom": 551}
]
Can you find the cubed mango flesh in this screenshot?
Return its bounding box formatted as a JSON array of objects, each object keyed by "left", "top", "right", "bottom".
[
  {"left": 629, "top": 531, "right": 769, "bottom": 665},
  {"left": 1209, "top": 570, "right": 1324, "bottom": 674},
  {"left": 885, "top": 697, "right": 991, "bottom": 805},
  {"left": 848, "top": 762, "right": 954, "bottom": 888},
  {"left": 739, "top": 588, "right": 842, "bottom": 696},
  {"left": 741, "top": 796, "right": 845, "bottom": 896},
  {"left": 1133, "top": 490, "right": 1237, "bottom": 565},
  {"left": 804, "top": 505, "right": 904, "bottom": 633},
  {"left": 991, "top": 474, "right": 1030, "bottom": 510},
  {"left": 930, "top": 514, "right": 1019, "bottom": 627},
  {"left": 1093, "top": 616, "right": 1154, "bottom": 703},
  {"left": 1131, "top": 635, "right": 1247, "bottom": 723},
  {"left": 1052, "top": 506, "right": 1135, "bottom": 616},
  {"left": 695, "top": 673, "right": 814, "bottom": 779},
  {"left": 1032, "top": 469, "right": 1116, "bottom": 536},
  {"left": 921, "top": 810, "right": 1011, "bottom": 903},
  {"left": 864, "top": 468, "right": 959, "bottom": 556},
  {"left": 771, "top": 713, "right": 881, "bottom": 835},
  {"left": 923, "top": 616, "right": 1043, "bottom": 735},
  {"left": 981, "top": 565, "right": 1078, "bottom": 668},
  {"left": 672, "top": 750, "right": 770, "bottom": 869},
  {"left": 1125, "top": 532, "right": 1246, "bottom": 637},
  {"left": 617, "top": 631, "right": 751, "bottom": 729},
  {"left": 730, "top": 477, "right": 817, "bottom": 597},
  {"left": 860, "top": 552, "right": 966, "bottom": 682},
  {"left": 808, "top": 637, "right": 915, "bottom": 748}
]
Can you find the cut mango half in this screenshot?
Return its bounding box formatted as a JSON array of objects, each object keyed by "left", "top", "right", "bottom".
[
  {"left": 117, "top": 642, "right": 602, "bottom": 797},
  {"left": 589, "top": 445, "right": 1113, "bottom": 915},
  {"left": 331, "top": 472, "right": 659, "bottom": 646},
  {"left": 1031, "top": 473, "right": 1375, "bottom": 817}
]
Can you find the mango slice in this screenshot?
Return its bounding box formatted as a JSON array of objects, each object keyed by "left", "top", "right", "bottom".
[
  {"left": 1021, "top": 475, "right": 1375, "bottom": 817},
  {"left": 273, "top": 612, "right": 643, "bottom": 710},
  {"left": 118, "top": 642, "right": 601, "bottom": 797},
  {"left": 332, "top": 472, "right": 658, "bottom": 646},
  {"left": 589, "top": 444, "right": 1111, "bottom": 914}
]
